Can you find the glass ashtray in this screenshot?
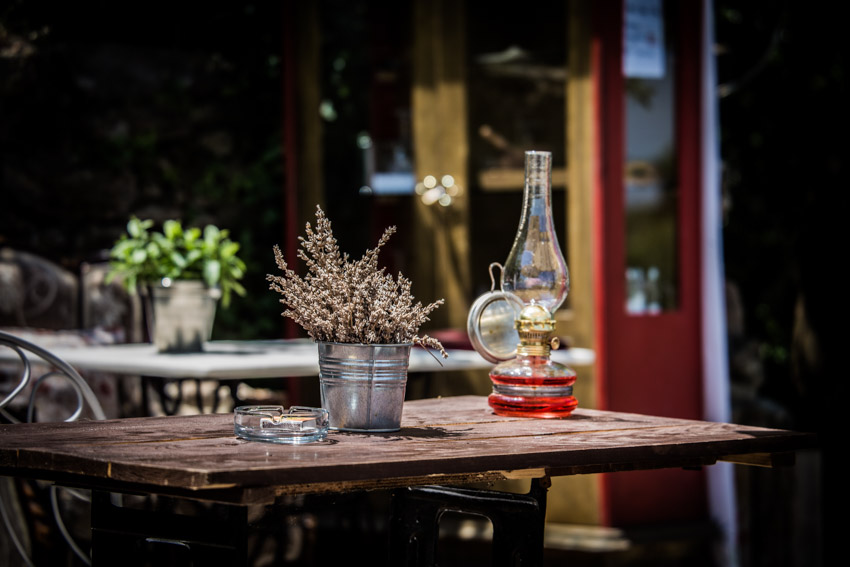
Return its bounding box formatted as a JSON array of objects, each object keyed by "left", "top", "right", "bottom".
[{"left": 234, "top": 406, "right": 330, "bottom": 444}]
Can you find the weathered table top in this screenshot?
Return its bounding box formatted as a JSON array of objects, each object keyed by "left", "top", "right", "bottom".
[{"left": 0, "top": 395, "right": 816, "bottom": 506}]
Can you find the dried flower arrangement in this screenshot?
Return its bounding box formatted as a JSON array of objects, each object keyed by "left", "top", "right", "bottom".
[{"left": 267, "top": 206, "right": 448, "bottom": 358}]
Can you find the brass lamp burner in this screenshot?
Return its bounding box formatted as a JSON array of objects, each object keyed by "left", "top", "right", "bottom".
[{"left": 515, "top": 304, "right": 560, "bottom": 358}]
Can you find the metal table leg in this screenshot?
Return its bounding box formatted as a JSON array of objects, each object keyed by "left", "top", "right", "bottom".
[
  {"left": 389, "top": 476, "right": 550, "bottom": 566},
  {"left": 90, "top": 491, "right": 249, "bottom": 566}
]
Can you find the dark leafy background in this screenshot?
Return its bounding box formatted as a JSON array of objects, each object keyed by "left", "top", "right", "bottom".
[{"left": 1, "top": 0, "right": 285, "bottom": 339}]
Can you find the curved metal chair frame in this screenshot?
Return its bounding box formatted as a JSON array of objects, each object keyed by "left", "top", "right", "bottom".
[{"left": 0, "top": 330, "right": 107, "bottom": 566}]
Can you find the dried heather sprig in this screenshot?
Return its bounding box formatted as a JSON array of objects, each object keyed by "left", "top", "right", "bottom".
[{"left": 266, "top": 205, "right": 447, "bottom": 357}]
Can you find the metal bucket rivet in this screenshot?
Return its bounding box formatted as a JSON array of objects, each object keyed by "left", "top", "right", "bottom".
[{"left": 317, "top": 342, "right": 411, "bottom": 432}]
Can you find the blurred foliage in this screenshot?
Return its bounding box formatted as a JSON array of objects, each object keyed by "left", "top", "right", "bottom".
[
  {"left": 714, "top": 0, "right": 845, "bottom": 428},
  {"left": 0, "top": 0, "right": 285, "bottom": 339},
  {"left": 316, "top": 0, "right": 375, "bottom": 259},
  {"left": 106, "top": 217, "right": 247, "bottom": 308}
]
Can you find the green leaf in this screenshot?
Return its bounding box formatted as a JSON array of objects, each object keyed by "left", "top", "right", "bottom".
[
  {"left": 163, "top": 219, "right": 183, "bottom": 240},
  {"left": 127, "top": 218, "right": 141, "bottom": 238},
  {"left": 204, "top": 225, "right": 220, "bottom": 247},
  {"left": 171, "top": 251, "right": 187, "bottom": 268},
  {"left": 145, "top": 241, "right": 161, "bottom": 258},
  {"left": 126, "top": 217, "right": 153, "bottom": 238},
  {"left": 110, "top": 239, "right": 137, "bottom": 258},
  {"left": 204, "top": 260, "right": 221, "bottom": 287},
  {"left": 220, "top": 241, "right": 240, "bottom": 259},
  {"left": 185, "top": 228, "right": 201, "bottom": 243},
  {"left": 230, "top": 280, "right": 247, "bottom": 297},
  {"left": 131, "top": 249, "right": 147, "bottom": 264},
  {"left": 185, "top": 249, "right": 202, "bottom": 265},
  {"left": 228, "top": 263, "right": 245, "bottom": 279}
]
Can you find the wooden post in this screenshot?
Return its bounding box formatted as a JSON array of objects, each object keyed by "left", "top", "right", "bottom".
[
  {"left": 410, "top": 0, "right": 471, "bottom": 331},
  {"left": 545, "top": 0, "right": 605, "bottom": 528}
]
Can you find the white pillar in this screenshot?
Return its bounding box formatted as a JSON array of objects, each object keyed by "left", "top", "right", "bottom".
[{"left": 701, "top": 1, "right": 738, "bottom": 565}]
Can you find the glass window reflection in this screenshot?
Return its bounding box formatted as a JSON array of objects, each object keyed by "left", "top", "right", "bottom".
[{"left": 623, "top": 0, "right": 678, "bottom": 314}]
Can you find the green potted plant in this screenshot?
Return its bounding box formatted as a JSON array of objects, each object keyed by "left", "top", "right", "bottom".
[
  {"left": 267, "top": 205, "right": 446, "bottom": 432},
  {"left": 107, "top": 216, "right": 247, "bottom": 352}
]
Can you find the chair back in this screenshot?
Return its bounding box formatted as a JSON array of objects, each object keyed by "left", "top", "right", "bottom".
[
  {"left": 0, "top": 329, "right": 107, "bottom": 566},
  {"left": 0, "top": 329, "right": 106, "bottom": 423}
]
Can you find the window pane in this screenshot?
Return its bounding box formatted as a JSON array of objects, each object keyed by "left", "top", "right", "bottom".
[
  {"left": 623, "top": 0, "right": 678, "bottom": 314},
  {"left": 467, "top": 0, "right": 567, "bottom": 299}
]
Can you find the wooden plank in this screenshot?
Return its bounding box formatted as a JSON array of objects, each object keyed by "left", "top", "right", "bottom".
[
  {"left": 0, "top": 396, "right": 817, "bottom": 506},
  {"left": 477, "top": 167, "right": 568, "bottom": 191},
  {"left": 563, "top": 0, "right": 598, "bottom": 407},
  {"left": 411, "top": 0, "right": 471, "bottom": 330},
  {"left": 550, "top": 0, "right": 601, "bottom": 525},
  {"left": 719, "top": 452, "right": 796, "bottom": 468}
]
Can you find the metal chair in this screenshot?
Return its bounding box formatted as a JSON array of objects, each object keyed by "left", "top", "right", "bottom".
[
  {"left": 0, "top": 330, "right": 106, "bottom": 566},
  {"left": 0, "top": 249, "right": 80, "bottom": 331}
]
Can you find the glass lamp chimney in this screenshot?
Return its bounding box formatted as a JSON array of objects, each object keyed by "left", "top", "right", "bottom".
[{"left": 501, "top": 150, "right": 569, "bottom": 312}]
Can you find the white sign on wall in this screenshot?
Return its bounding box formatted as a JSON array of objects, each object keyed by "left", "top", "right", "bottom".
[{"left": 623, "top": 0, "right": 666, "bottom": 79}]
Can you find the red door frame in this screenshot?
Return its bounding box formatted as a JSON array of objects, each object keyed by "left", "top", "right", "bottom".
[{"left": 593, "top": 0, "right": 707, "bottom": 527}]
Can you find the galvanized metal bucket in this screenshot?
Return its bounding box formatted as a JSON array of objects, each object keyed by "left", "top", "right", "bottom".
[{"left": 317, "top": 342, "right": 411, "bottom": 432}]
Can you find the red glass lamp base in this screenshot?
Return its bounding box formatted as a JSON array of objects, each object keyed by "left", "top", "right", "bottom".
[
  {"left": 488, "top": 393, "right": 578, "bottom": 418},
  {"left": 488, "top": 361, "right": 578, "bottom": 419}
]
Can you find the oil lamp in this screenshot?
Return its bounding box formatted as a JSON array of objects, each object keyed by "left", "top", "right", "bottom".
[{"left": 468, "top": 150, "right": 577, "bottom": 418}]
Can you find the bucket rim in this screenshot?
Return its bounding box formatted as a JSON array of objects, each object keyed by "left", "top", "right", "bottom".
[{"left": 315, "top": 340, "right": 414, "bottom": 348}]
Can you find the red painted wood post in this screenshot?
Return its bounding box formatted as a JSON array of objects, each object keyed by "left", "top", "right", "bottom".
[{"left": 593, "top": 0, "right": 709, "bottom": 527}]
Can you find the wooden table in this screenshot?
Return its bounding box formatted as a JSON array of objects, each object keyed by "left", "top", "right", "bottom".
[{"left": 0, "top": 395, "right": 816, "bottom": 565}]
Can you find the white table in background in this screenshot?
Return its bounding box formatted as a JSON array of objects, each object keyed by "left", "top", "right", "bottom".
[{"left": 2, "top": 336, "right": 595, "bottom": 414}]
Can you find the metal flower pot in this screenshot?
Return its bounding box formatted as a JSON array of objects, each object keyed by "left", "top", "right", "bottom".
[
  {"left": 149, "top": 281, "right": 221, "bottom": 353},
  {"left": 318, "top": 341, "right": 411, "bottom": 432}
]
